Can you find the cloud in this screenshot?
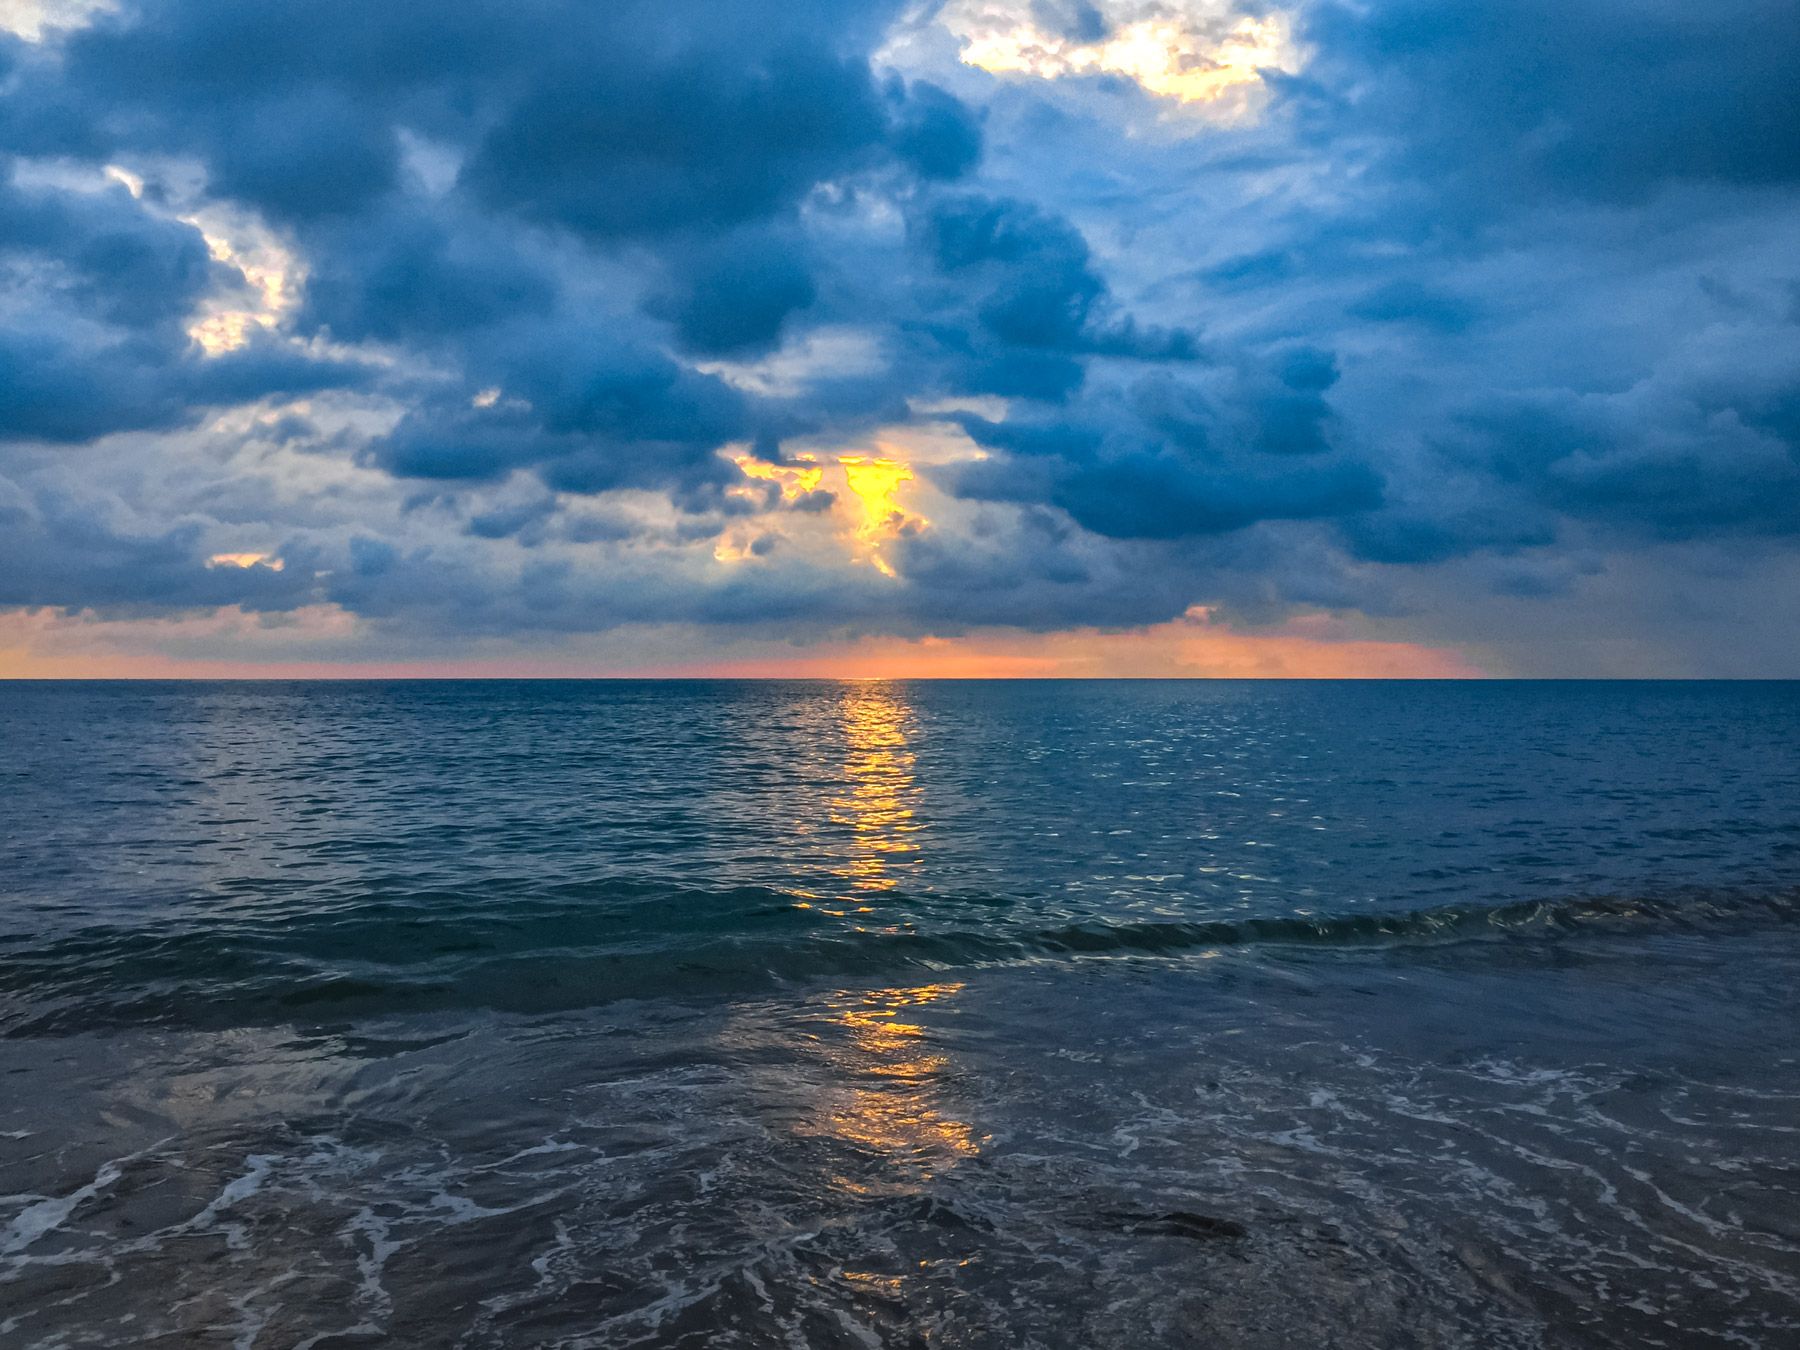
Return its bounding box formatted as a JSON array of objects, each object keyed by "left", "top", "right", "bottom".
[
  {"left": 0, "top": 466, "right": 312, "bottom": 613},
  {"left": 462, "top": 43, "right": 886, "bottom": 241},
  {"left": 0, "top": 0, "right": 1797, "bottom": 674},
  {"left": 935, "top": 0, "right": 1302, "bottom": 115},
  {"left": 1297, "top": 0, "right": 1800, "bottom": 207},
  {"left": 298, "top": 202, "right": 558, "bottom": 345},
  {"left": 646, "top": 227, "right": 819, "bottom": 359},
  {"left": 363, "top": 331, "right": 750, "bottom": 502}
]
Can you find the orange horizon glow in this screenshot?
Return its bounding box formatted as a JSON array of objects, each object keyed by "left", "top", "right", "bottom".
[
  {"left": 0, "top": 605, "right": 1486, "bottom": 680},
  {"left": 647, "top": 622, "right": 1483, "bottom": 679}
]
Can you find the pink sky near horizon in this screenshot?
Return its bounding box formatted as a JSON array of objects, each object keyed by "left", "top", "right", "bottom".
[{"left": 0, "top": 605, "right": 1487, "bottom": 679}]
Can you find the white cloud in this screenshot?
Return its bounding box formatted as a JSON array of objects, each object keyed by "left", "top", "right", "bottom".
[
  {"left": 696, "top": 327, "right": 888, "bottom": 398},
  {"left": 925, "top": 1, "right": 1303, "bottom": 119},
  {"left": 0, "top": 0, "right": 109, "bottom": 40}
]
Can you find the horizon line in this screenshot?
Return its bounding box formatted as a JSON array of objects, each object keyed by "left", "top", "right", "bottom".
[{"left": 3, "top": 674, "right": 1796, "bottom": 684}]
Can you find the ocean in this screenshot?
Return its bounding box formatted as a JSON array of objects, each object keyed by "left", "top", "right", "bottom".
[{"left": 0, "top": 679, "right": 1796, "bottom": 1347}]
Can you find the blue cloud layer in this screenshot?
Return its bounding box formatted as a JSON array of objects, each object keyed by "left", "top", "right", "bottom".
[{"left": 1, "top": 0, "right": 1797, "bottom": 670}]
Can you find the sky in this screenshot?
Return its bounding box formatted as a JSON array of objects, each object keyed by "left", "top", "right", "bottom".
[{"left": 1, "top": 0, "right": 1797, "bottom": 677}]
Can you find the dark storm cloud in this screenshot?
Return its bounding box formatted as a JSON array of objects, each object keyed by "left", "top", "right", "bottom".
[
  {"left": 0, "top": 171, "right": 217, "bottom": 327},
  {"left": 645, "top": 227, "right": 819, "bottom": 359},
  {"left": 6, "top": 0, "right": 954, "bottom": 241},
  {"left": 0, "top": 313, "right": 371, "bottom": 445},
  {"left": 945, "top": 399, "right": 1381, "bottom": 543},
  {"left": 462, "top": 42, "right": 902, "bottom": 243},
  {"left": 915, "top": 194, "right": 1199, "bottom": 378},
  {"left": 365, "top": 330, "right": 750, "bottom": 503},
  {"left": 1448, "top": 379, "right": 1800, "bottom": 542},
  {"left": 0, "top": 0, "right": 991, "bottom": 562},
  {"left": 0, "top": 470, "right": 310, "bottom": 613},
  {"left": 0, "top": 161, "right": 369, "bottom": 444},
  {"left": 1114, "top": 0, "right": 1800, "bottom": 585},
  {"left": 1242, "top": 0, "right": 1800, "bottom": 563},
  {"left": 297, "top": 203, "right": 558, "bottom": 346},
  {"left": 887, "top": 80, "right": 985, "bottom": 183},
  {"left": 933, "top": 339, "right": 1376, "bottom": 543},
  {"left": 1296, "top": 0, "right": 1800, "bottom": 207},
  {"left": 1347, "top": 282, "right": 1474, "bottom": 335},
  {"left": 0, "top": 0, "right": 960, "bottom": 343}
]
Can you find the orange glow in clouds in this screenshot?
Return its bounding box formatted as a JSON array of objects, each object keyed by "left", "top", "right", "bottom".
[
  {"left": 206, "top": 552, "right": 283, "bottom": 571},
  {"left": 839, "top": 454, "right": 925, "bottom": 578},
  {"left": 731, "top": 452, "right": 825, "bottom": 500}
]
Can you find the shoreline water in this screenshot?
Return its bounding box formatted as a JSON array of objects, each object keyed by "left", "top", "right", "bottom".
[{"left": 2, "top": 680, "right": 1796, "bottom": 1346}]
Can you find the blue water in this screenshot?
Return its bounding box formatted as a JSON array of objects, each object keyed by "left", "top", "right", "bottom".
[{"left": 0, "top": 680, "right": 1796, "bottom": 1347}]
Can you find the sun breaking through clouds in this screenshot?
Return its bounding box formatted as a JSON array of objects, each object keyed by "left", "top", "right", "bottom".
[
  {"left": 0, "top": 0, "right": 1796, "bottom": 676},
  {"left": 946, "top": 0, "right": 1302, "bottom": 113}
]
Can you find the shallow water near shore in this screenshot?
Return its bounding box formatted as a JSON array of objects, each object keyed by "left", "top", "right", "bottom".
[{"left": 2, "top": 680, "right": 1797, "bottom": 1347}]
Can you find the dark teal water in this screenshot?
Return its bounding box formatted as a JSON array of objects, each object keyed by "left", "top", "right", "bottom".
[{"left": 0, "top": 680, "right": 1796, "bottom": 1347}]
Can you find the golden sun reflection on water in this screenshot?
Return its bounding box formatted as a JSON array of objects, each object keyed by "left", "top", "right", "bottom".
[
  {"left": 826, "top": 682, "right": 923, "bottom": 900},
  {"left": 799, "top": 686, "right": 982, "bottom": 1185},
  {"left": 807, "top": 982, "right": 982, "bottom": 1180}
]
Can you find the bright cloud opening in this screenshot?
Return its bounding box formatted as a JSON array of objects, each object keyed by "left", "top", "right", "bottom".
[
  {"left": 840, "top": 454, "right": 925, "bottom": 578},
  {"left": 732, "top": 452, "right": 826, "bottom": 502},
  {"left": 0, "top": 0, "right": 110, "bottom": 40},
  {"left": 941, "top": 1, "right": 1302, "bottom": 112},
  {"left": 207, "top": 552, "right": 284, "bottom": 571},
  {"left": 181, "top": 205, "right": 303, "bottom": 355}
]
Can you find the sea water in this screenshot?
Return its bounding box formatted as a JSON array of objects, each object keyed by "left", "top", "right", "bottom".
[{"left": 1, "top": 680, "right": 1796, "bottom": 1347}]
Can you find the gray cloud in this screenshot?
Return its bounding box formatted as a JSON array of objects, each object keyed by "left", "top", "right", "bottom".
[{"left": 1, "top": 0, "right": 1797, "bottom": 671}]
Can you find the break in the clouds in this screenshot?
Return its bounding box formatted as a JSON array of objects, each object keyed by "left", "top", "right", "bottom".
[{"left": 1, "top": 0, "right": 1797, "bottom": 674}]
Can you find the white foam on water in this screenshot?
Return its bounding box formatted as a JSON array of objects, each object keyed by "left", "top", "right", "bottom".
[
  {"left": 183, "top": 1153, "right": 276, "bottom": 1248},
  {"left": 1, "top": 1158, "right": 123, "bottom": 1255},
  {"left": 346, "top": 1203, "right": 403, "bottom": 1318},
  {"left": 490, "top": 1138, "right": 584, "bottom": 1167}
]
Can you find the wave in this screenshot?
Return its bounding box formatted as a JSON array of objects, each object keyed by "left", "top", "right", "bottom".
[{"left": 2, "top": 884, "right": 1795, "bottom": 1037}]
